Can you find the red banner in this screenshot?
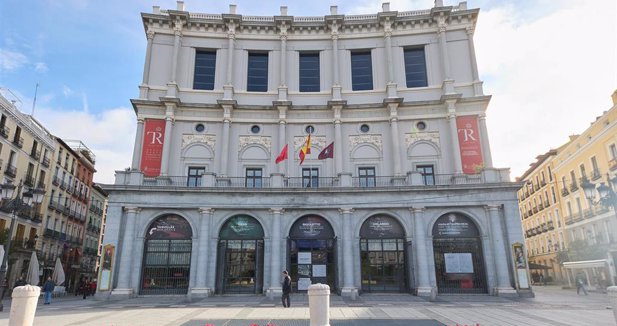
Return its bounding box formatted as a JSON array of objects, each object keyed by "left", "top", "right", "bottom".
[
  {"left": 140, "top": 119, "right": 166, "bottom": 177},
  {"left": 456, "top": 116, "right": 484, "bottom": 174}
]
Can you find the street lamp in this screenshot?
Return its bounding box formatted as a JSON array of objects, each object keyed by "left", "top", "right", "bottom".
[
  {"left": 581, "top": 174, "right": 617, "bottom": 218},
  {"left": 0, "top": 180, "right": 45, "bottom": 311}
]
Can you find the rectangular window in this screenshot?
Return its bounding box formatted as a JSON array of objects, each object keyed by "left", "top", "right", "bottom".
[
  {"left": 591, "top": 156, "right": 600, "bottom": 179},
  {"left": 193, "top": 50, "right": 216, "bottom": 90},
  {"left": 299, "top": 52, "right": 320, "bottom": 92},
  {"left": 245, "top": 168, "right": 263, "bottom": 188},
  {"left": 358, "top": 167, "right": 376, "bottom": 188},
  {"left": 247, "top": 52, "right": 269, "bottom": 92},
  {"left": 417, "top": 165, "right": 435, "bottom": 185},
  {"left": 404, "top": 47, "right": 428, "bottom": 88},
  {"left": 187, "top": 167, "right": 205, "bottom": 187},
  {"left": 610, "top": 144, "right": 617, "bottom": 160},
  {"left": 351, "top": 51, "right": 373, "bottom": 91},
  {"left": 579, "top": 164, "right": 587, "bottom": 181},
  {"left": 302, "top": 168, "right": 319, "bottom": 188},
  {"left": 548, "top": 166, "right": 553, "bottom": 181}
]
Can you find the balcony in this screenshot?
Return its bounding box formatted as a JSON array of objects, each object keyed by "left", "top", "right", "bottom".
[
  {"left": 538, "top": 202, "right": 544, "bottom": 210},
  {"left": 42, "top": 157, "right": 50, "bottom": 168},
  {"left": 547, "top": 220, "right": 555, "bottom": 230},
  {"left": 52, "top": 176, "right": 60, "bottom": 186},
  {"left": 43, "top": 228, "right": 54, "bottom": 238},
  {"left": 610, "top": 159, "right": 617, "bottom": 171},
  {"left": 53, "top": 230, "right": 60, "bottom": 239},
  {"left": 569, "top": 183, "right": 578, "bottom": 192},
  {"left": 59, "top": 232, "right": 66, "bottom": 241},
  {"left": 12, "top": 137, "right": 23, "bottom": 148},
  {"left": 541, "top": 223, "right": 548, "bottom": 232},
  {"left": 0, "top": 125, "right": 9, "bottom": 138},
  {"left": 24, "top": 174, "right": 35, "bottom": 187},
  {"left": 4, "top": 163, "right": 16, "bottom": 178},
  {"left": 561, "top": 188, "right": 569, "bottom": 197},
  {"left": 30, "top": 150, "right": 41, "bottom": 160},
  {"left": 533, "top": 207, "right": 538, "bottom": 214},
  {"left": 59, "top": 181, "right": 66, "bottom": 190}
]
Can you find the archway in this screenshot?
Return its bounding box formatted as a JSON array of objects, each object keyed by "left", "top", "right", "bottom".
[
  {"left": 140, "top": 214, "right": 193, "bottom": 295},
  {"left": 432, "top": 213, "right": 487, "bottom": 294},
  {"left": 216, "top": 215, "right": 265, "bottom": 294},
  {"left": 359, "top": 215, "right": 409, "bottom": 292},
  {"left": 288, "top": 215, "right": 337, "bottom": 292}
]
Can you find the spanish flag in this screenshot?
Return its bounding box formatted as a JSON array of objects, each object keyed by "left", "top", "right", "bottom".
[{"left": 299, "top": 134, "right": 311, "bottom": 165}]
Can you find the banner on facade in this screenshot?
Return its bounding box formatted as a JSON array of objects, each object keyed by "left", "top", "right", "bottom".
[
  {"left": 433, "top": 213, "right": 479, "bottom": 237},
  {"left": 140, "top": 119, "right": 166, "bottom": 177},
  {"left": 98, "top": 244, "right": 115, "bottom": 291},
  {"left": 456, "top": 115, "right": 484, "bottom": 174},
  {"left": 146, "top": 214, "right": 193, "bottom": 240}
]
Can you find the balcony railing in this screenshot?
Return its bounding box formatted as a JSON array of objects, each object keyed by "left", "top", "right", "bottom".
[
  {"left": 561, "top": 188, "right": 569, "bottom": 197},
  {"left": 4, "top": 163, "right": 16, "bottom": 177},
  {"left": 569, "top": 183, "right": 578, "bottom": 192},
  {"left": 42, "top": 157, "right": 50, "bottom": 168},
  {"left": 610, "top": 159, "right": 617, "bottom": 171},
  {"left": 12, "top": 137, "right": 23, "bottom": 148},
  {"left": 24, "top": 174, "right": 35, "bottom": 187},
  {"left": 0, "top": 125, "right": 9, "bottom": 138},
  {"left": 30, "top": 150, "right": 41, "bottom": 160},
  {"left": 52, "top": 176, "right": 60, "bottom": 186}
]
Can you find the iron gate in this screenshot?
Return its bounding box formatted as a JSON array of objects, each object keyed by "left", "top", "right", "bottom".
[
  {"left": 140, "top": 239, "right": 192, "bottom": 295},
  {"left": 432, "top": 237, "right": 487, "bottom": 294}
]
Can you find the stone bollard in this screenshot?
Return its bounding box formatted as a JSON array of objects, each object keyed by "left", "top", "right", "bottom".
[
  {"left": 308, "top": 283, "right": 330, "bottom": 326},
  {"left": 608, "top": 286, "right": 617, "bottom": 324},
  {"left": 10, "top": 285, "right": 40, "bottom": 326}
]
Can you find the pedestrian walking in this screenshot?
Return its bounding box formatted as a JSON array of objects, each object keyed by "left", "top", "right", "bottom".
[
  {"left": 43, "top": 277, "right": 55, "bottom": 304},
  {"left": 281, "top": 270, "right": 291, "bottom": 308},
  {"left": 576, "top": 274, "right": 588, "bottom": 295},
  {"left": 82, "top": 277, "right": 90, "bottom": 299}
]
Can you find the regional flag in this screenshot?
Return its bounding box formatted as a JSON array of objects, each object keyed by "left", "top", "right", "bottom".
[
  {"left": 275, "top": 144, "right": 288, "bottom": 164},
  {"left": 299, "top": 134, "right": 311, "bottom": 165},
  {"left": 318, "top": 142, "right": 334, "bottom": 160}
]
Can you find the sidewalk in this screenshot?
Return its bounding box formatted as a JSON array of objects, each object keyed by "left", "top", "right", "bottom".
[{"left": 0, "top": 286, "right": 613, "bottom": 326}]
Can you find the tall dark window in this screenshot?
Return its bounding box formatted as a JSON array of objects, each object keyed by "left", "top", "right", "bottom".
[
  {"left": 302, "top": 168, "right": 319, "bottom": 188},
  {"left": 246, "top": 168, "right": 263, "bottom": 188},
  {"left": 193, "top": 50, "right": 216, "bottom": 90},
  {"left": 404, "top": 48, "right": 428, "bottom": 88},
  {"left": 299, "top": 52, "right": 320, "bottom": 92},
  {"left": 247, "top": 52, "right": 268, "bottom": 92},
  {"left": 358, "top": 167, "right": 376, "bottom": 187},
  {"left": 417, "top": 165, "right": 435, "bottom": 185},
  {"left": 187, "top": 167, "right": 205, "bottom": 187},
  {"left": 351, "top": 51, "right": 373, "bottom": 91}
]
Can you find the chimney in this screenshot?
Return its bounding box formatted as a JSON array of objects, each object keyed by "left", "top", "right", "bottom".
[
  {"left": 330, "top": 5, "right": 338, "bottom": 15},
  {"left": 176, "top": 1, "right": 185, "bottom": 11},
  {"left": 229, "top": 4, "right": 237, "bottom": 14},
  {"left": 459, "top": 1, "right": 467, "bottom": 10},
  {"left": 435, "top": 0, "right": 444, "bottom": 7},
  {"left": 382, "top": 2, "right": 390, "bottom": 12},
  {"left": 280, "top": 6, "right": 288, "bottom": 16},
  {"left": 153, "top": 5, "right": 160, "bottom": 14},
  {"left": 612, "top": 89, "right": 617, "bottom": 106}
]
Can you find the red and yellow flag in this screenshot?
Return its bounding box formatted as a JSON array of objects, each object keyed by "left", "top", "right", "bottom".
[{"left": 298, "top": 134, "right": 311, "bottom": 165}]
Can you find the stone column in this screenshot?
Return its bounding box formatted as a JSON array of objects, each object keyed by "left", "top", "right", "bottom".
[
  {"left": 113, "top": 207, "right": 139, "bottom": 297},
  {"left": 166, "top": 23, "right": 182, "bottom": 97},
  {"left": 478, "top": 113, "right": 493, "bottom": 169},
  {"left": 277, "top": 106, "right": 287, "bottom": 174},
  {"left": 159, "top": 105, "right": 175, "bottom": 176},
  {"left": 139, "top": 30, "right": 155, "bottom": 99},
  {"left": 193, "top": 208, "right": 214, "bottom": 296},
  {"left": 412, "top": 207, "right": 434, "bottom": 298},
  {"left": 131, "top": 118, "right": 144, "bottom": 170},
  {"left": 280, "top": 33, "right": 287, "bottom": 86},
  {"left": 220, "top": 118, "right": 231, "bottom": 176},
  {"left": 268, "top": 208, "right": 284, "bottom": 298},
  {"left": 224, "top": 23, "right": 236, "bottom": 99},
  {"left": 330, "top": 23, "right": 342, "bottom": 100},
  {"left": 340, "top": 208, "right": 357, "bottom": 298},
  {"left": 466, "top": 26, "right": 483, "bottom": 96},
  {"left": 447, "top": 102, "right": 463, "bottom": 174},
  {"left": 130, "top": 236, "right": 145, "bottom": 292},
  {"left": 387, "top": 103, "right": 403, "bottom": 176},
  {"left": 333, "top": 106, "right": 343, "bottom": 175},
  {"left": 383, "top": 20, "right": 397, "bottom": 98},
  {"left": 487, "top": 205, "right": 516, "bottom": 295}
]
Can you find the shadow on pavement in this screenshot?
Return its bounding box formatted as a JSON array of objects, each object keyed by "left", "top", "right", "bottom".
[{"left": 181, "top": 319, "right": 444, "bottom": 326}]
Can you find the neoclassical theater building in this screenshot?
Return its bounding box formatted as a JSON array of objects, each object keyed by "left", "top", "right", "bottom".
[{"left": 100, "top": 1, "right": 528, "bottom": 300}]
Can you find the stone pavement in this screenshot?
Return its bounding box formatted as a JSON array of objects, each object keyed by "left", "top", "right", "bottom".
[{"left": 0, "top": 286, "right": 613, "bottom": 326}]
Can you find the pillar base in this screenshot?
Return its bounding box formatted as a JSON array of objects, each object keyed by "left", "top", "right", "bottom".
[
  {"left": 190, "top": 287, "right": 213, "bottom": 298},
  {"left": 266, "top": 287, "right": 283, "bottom": 300},
  {"left": 416, "top": 287, "right": 437, "bottom": 301},
  {"left": 340, "top": 287, "right": 358, "bottom": 300},
  {"left": 494, "top": 287, "right": 518, "bottom": 297},
  {"left": 110, "top": 288, "right": 135, "bottom": 300}
]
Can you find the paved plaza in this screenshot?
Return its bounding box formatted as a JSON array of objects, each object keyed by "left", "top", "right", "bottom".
[{"left": 0, "top": 286, "right": 613, "bottom": 326}]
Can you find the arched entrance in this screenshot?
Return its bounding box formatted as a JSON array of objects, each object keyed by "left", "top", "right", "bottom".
[
  {"left": 288, "top": 215, "right": 336, "bottom": 293},
  {"left": 359, "top": 215, "right": 409, "bottom": 292},
  {"left": 216, "top": 215, "right": 265, "bottom": 294},
  {"left": 140, "top": 214, "right": 193, "bottom": 295},
  {"left": 432, "top": 213, "right": 487, "bottom": 294}
]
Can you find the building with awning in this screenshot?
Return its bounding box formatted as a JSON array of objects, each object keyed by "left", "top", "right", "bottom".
[{"left": 562, "top": 259, "right": 612, "bottom": 291}]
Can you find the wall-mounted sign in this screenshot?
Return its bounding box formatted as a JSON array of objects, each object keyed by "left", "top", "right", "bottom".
[
  {"left": 289, "top": 216, "right": 334, "bottom": 239},
  {"left": 444, "top": 253, "right": 474, "bottom": 274},
  {"left": 433, "top": 213, "right": 479, "bottom": 238},
  {"left": 456, "top": 115, "right": 484, "bottom": 174},
  {"left": 298, "top": 277, "right": 312, "bottom": 291},
  {"left": 220, "top": 215, "right": 264, "bottom": 239},
  {"left": 140, "top": 119, "right": 166, "bottom": 177},
  {"left": 146, "top": 214, "right": 192, "bottom": 240},
  {"left": 312, "top": 265, "right": 327, "bottom": 277},
  {"left": 360, "top": 215, "right": 405, "bottom": 238},
  {"left": 298, "top": 252, "right": 312, "bottom": 264},
  {"left": 98, "top": 244, "right": 115, "bottom": 291}
]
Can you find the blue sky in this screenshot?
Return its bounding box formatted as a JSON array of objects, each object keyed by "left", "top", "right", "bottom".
[{"left": 1, "top": 0, "right": 616, "bottom": 183}]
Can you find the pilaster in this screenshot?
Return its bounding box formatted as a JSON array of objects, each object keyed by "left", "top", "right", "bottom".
[
  {"left": 339, "top": 207, "right": 358, "bottom": 299},
  {"left": 267, "top": 208, "right": 284, "bottom": 299},
  {"left": 192, "top": 208, "right": 214, "bottom": 297}
]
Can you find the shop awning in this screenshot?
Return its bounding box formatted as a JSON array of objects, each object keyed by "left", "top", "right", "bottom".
[
  {"left": 562, "top": 259, "right": 608, "bottom": 269},
  {"left": 528, "top": 262, "right": 551, "bottom": 270}
]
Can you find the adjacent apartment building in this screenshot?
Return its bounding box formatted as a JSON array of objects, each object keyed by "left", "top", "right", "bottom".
[
  {"left": 518, "top": 90, "right": 617, "bottom": 290},
  {"left": 101, "top": 1, "right": 528, "bottom": 300}
]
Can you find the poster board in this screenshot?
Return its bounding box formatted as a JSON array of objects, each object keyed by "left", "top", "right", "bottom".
[
  {"left": 312, "top": 265, "right": 327, "bottom": 277},
  {"left": 298, "top": 252, "right": 312, "bottom": 264},
  {"left": 444, "top": 253, "right": 474, "bottom": 273},
  {"left": 512, "top": 242, "right": 529, "bottom": 289},
  {"left": 98, "top": 244, "right": 115, "bottom": 291},
  {"left": 298, "top": 278, "right": 312, "bottom": 291}
]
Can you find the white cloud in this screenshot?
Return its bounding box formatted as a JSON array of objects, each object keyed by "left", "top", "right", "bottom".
[
  {"left": 34, "top": 62, "right": 48, "bottom": 73},
  {"left": 34, "top": 106, "right": 136, "bottom": 184},
  {"left": 0, "top": 49, "right": 28, "bottom": 72},
  {"left": 62, "top": 85, "right": 73, "bottom": 97},
  {"left": 473, "top": 0, "right": 617, "bottom": 178}
]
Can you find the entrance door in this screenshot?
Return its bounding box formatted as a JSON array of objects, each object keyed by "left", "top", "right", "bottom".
[
  {"left": 288, "top": 216, "right": 336, "bottom": 292},
  {"left": 432, "top": 213, "right": 487, "bottom": 294},
  {"left": 216, "top": 215, "right": 265, "bottom": 294}
]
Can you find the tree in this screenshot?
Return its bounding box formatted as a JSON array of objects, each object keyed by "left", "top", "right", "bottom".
[{"left": 564, "top": 239, "right": 607, "bottom": 262}]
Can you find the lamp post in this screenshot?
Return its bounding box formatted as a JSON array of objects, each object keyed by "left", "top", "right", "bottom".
[
  {"left": 581, "top": 174, "right": 617, "bottom": 219},
  {"left": 0, "top": 180, "right": 45, "bottom": 311}
]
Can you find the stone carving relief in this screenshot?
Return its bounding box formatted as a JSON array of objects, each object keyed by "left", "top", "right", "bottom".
[
  {"left": 239, "top": 135, "right": 272, "bottom": 153},
  {"left": 182, "top": 134, "right": 216, "bottom": 150},
  {"left": 293, "top": 136, "right": 326, "bottom": 150},
  {"left": 405, "top": 132, "right": 440, "bottom": 149},
  {"left": 348, "top": 135, "right": 383, "bottom": 152}
]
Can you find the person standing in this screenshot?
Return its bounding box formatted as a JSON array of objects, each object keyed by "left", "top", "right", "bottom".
[
  {"left": 43, "top": 277, "right": 55, "bottom": 304},
  {"left": 281, "top": 270, "right": 291, "bottom": 308},
  {"left": 82, "top": 277, "right": 90, "bottom": 299},
  {"left": 576, "top": 274, "right": 588, "bottom": 295}
]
